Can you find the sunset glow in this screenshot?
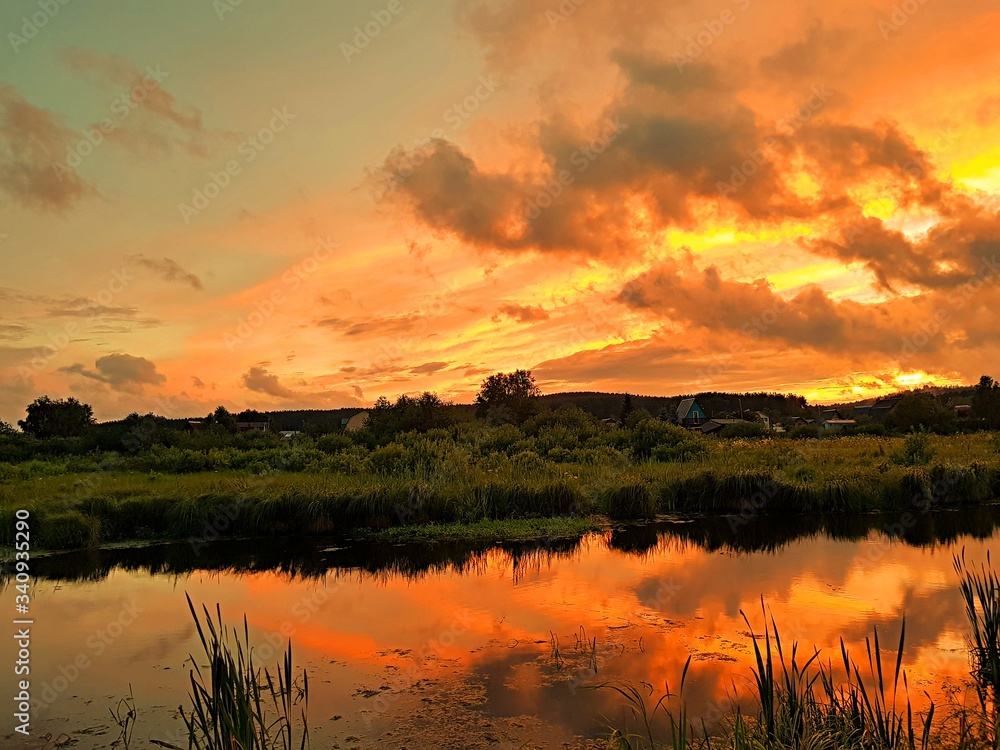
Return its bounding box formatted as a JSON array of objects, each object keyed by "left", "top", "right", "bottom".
[{"left": 2, "top": 0, "right": 999, "bottom": 422}]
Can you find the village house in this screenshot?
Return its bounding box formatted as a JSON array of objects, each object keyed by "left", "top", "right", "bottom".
[
  {"left": 676, "top": 398, "right": 707, "bottom": 428},
  {"left": 342, "top": 411, "right": 370, "bottom": 432},
  {"left": 852, "top": 396, "right": 902, "bottom": 422},
  {"left": 700, "top": 418, "right": 745, "bottom": 435}
]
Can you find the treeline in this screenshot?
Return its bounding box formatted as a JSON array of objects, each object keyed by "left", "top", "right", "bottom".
[
  {"left": 539, "top": 391, "right": 810, "bottom": 421},
  {"left": 2, "top": 372, "right": 999, "bottom": 461}
]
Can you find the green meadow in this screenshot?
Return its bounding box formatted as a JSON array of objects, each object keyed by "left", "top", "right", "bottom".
[{"left": 2, "top": 410, "right": 998, "bottom": 552}]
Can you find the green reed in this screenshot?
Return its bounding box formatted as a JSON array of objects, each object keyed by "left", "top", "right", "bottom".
[
  {"left": 955, "top": 550, "right": 1000, "bottom": 698},
  {"left": 598, "top": 606, "right": 949, "bottom": 749},
  {"left": 178, "top": 594, "right": 309, "bottom": 750}
]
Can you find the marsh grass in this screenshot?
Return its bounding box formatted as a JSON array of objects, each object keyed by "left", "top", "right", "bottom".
[
  {"left": 955, "top": 551, "right": 1000, "bottom": 700},
  {"left": 3, "top": 433, "right": 998, "bottom": 551},
  {"left": 598, "top": 605, "right": 960, "bottom": 750},
  {"left": 177, "top": 594, "right": 309, "bottom": 750}
]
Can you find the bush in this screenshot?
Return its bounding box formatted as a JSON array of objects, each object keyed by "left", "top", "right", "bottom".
[
  {"left": 511, "top": 450, "right": 547, "bottom": 472},
  {"left": 522, "top": 406, "right": 600, "bottom": 440},
  {"left": 629, "top": 420, "right": 699, "bottom": 460},
  {"left": 651, "top": 440, "right": 705, "bottom": 462},
  {"left": 366, "top": 444, "right": 411, "bottom": 474},
  {"left": 788, "top": 425, "right": 820, "bottom": 439},
  {"left": 316, "top": 434, "right": 355, "bottom": 454},
  {"left": 892, "top": 433, "right": 935, "bottom": 466}
]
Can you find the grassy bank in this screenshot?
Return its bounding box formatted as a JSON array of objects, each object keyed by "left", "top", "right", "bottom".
[{"left": 2, "top": 430, "right": 998, "bottom": 552}]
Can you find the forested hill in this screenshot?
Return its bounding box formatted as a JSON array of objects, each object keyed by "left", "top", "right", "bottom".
[{"left": 100, "top": 391, "right": 822, "bottom": 430}]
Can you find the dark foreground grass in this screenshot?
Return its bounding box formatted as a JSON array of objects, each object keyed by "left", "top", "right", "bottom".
[
  {"left": 602, "top": 614, "right": 994, "bottom": 749},
  {"left": 2, "top": 433, "right": 997, "bottom": 552},
  {"left": 600, "top": 557, "right": 1000, "bottom": 749}
]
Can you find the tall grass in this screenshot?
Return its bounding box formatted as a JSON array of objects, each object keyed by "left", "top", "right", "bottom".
[
  {"left": 599, "top": 607, "right": 950, "bottom": 749},
  {"left": 178, "top": 594, "right": 309, "bottom": 750},
  {"left": 3, "top": 432, "right": 998, "bottom": 551},
  {"left": 955, "top": 551, "right": 1000, "bottom": 699}
]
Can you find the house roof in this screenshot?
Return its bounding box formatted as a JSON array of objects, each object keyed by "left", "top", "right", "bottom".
[
  {"left": 824, "top": 419, "right": 857, "bottom": 425},
  {"left": 871, "top": 396, "right": 903, "bottom": 410},
  {"left": 700, "top": 418, "right": 744, "bottom": 433},
  {"left": 676, "top": 397, "right": 698, "bottom": 419}
]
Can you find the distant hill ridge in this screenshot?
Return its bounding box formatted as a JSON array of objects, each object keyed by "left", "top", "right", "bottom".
[{"left": 100, "top": 384, "right": 977, "bottom": 429}]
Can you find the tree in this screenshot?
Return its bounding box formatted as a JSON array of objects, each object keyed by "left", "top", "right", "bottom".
[
  {"left": 18, "top": 396, "right": 95, "bottom": 438},
  {"left": 973, "top": 375, "right": 1000, "bottom": 428},
  {"left": 657, "top": 405, "right": 679, "bottom": 425},
  {"left": 885, "top": 392, "right": 956, "bottom": 433},
  {"left": 475, "top": 369, "right": 541, "bottom": 425},
  {"left": 365, "top": 392, "right": 454, "bottom": 441},
  {"left": 619, "top": 393, "right": 634, "bottom": 426},
  {"left": 212, "top": 405, "right": 238, "bottom": 433},
  {"left": 0, "top": 420, "right": 16, "bottom": 436}
]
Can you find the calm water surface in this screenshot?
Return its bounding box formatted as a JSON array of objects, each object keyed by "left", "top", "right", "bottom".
[{"left": 4, "top": 507, "right": 1000, "bottom": 749}]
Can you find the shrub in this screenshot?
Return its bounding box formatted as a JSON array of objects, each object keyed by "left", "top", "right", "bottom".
[
  {"left": 787, "top": 425, "right": 820, "bottom": 440},
  {"left": 629, "top": 420, "right": 699, "bottom": 460},
  {"left": 891, "top": 433, "right": 935, "bottom": 466},
  {"left": 316, "top": 434, "right": 354, "bottom": 454},
  {"left": 365, "top": 444, "right": 411, "bottom": 474},
  {"left": 511, "top": 450, "right": 547, "bottom": 472},
  {"left": 651, "top": 440, "right": 705, "bottom": 463}
]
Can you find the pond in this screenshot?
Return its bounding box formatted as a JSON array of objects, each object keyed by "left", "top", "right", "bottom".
[{"left": 4, "top": 506, "right": 1000, "bottom": 749}]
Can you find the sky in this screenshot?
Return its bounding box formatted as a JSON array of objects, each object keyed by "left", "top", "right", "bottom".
[{"left": 0, "top": 0, "right": 998, "bottom": 423}]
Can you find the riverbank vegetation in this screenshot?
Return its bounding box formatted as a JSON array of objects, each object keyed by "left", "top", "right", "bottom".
[
  {"left": 1, "top": 372, "right": 998, "bottom": 552},
  {"left": 1, "top": 427, "right": 997, "bottom": 552}
]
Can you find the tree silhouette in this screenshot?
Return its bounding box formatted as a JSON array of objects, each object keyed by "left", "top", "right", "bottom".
[
  {"left": 619, "top": 393, "right": 634, "bottom": 425},
  {"left": 212, "top": 405, "right": 238, "bottom": 433},
  {"left": 18, "top": 396, "right": 94, "bottom": 438},
  {"left": 973, "top": 375, "right": 1000, "bottom": 427},
  {"left": 475, "top": 369, "right": 540, "bottom": 425}
]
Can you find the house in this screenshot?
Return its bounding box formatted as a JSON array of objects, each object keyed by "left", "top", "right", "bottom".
[
  {"left": 186, "top": 419, "right": 207, "bottom": 431},
  {"left": 676, "top": 398, "right": 707, "bottom": 427},
  {"left": 341, "top": 411, "right": 369, "bottom": 432},
  {"left": 700, "top": 418, "right": 745, "bottom": 434},
  {"left": 236, "top": 421, "right": 269, "bottom": 432},
  {"left": 754, "top": 411, "right": 771, "bottom": 430},
  {"left": 792, "top": 416, "right": 816, "bottom": 426},
  {"left": 955, "top": 404, "right": 973, "bottom": 418},
  {"left": 822, "top": 419, "right": 857, "bottom": 431},
  {"left": 869, "top": 396, "right": 903, "bottom": 422},
  {"left": 820, "top": 408, "right": 844, "bottom": 422},
  {"left": 278, "top": 430, "right": 302, "bottom": 440}
]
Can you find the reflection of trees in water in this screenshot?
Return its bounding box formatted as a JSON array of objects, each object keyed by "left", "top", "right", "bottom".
[
  {"left": 652, "top": 505, "right": 1000, "bottom": 555},
  {"left": 11, "top": 534, "right": 591, "bottom": 585},
  {"left": 9, "top": 505, "right": 1000, "bottom": 585}
]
